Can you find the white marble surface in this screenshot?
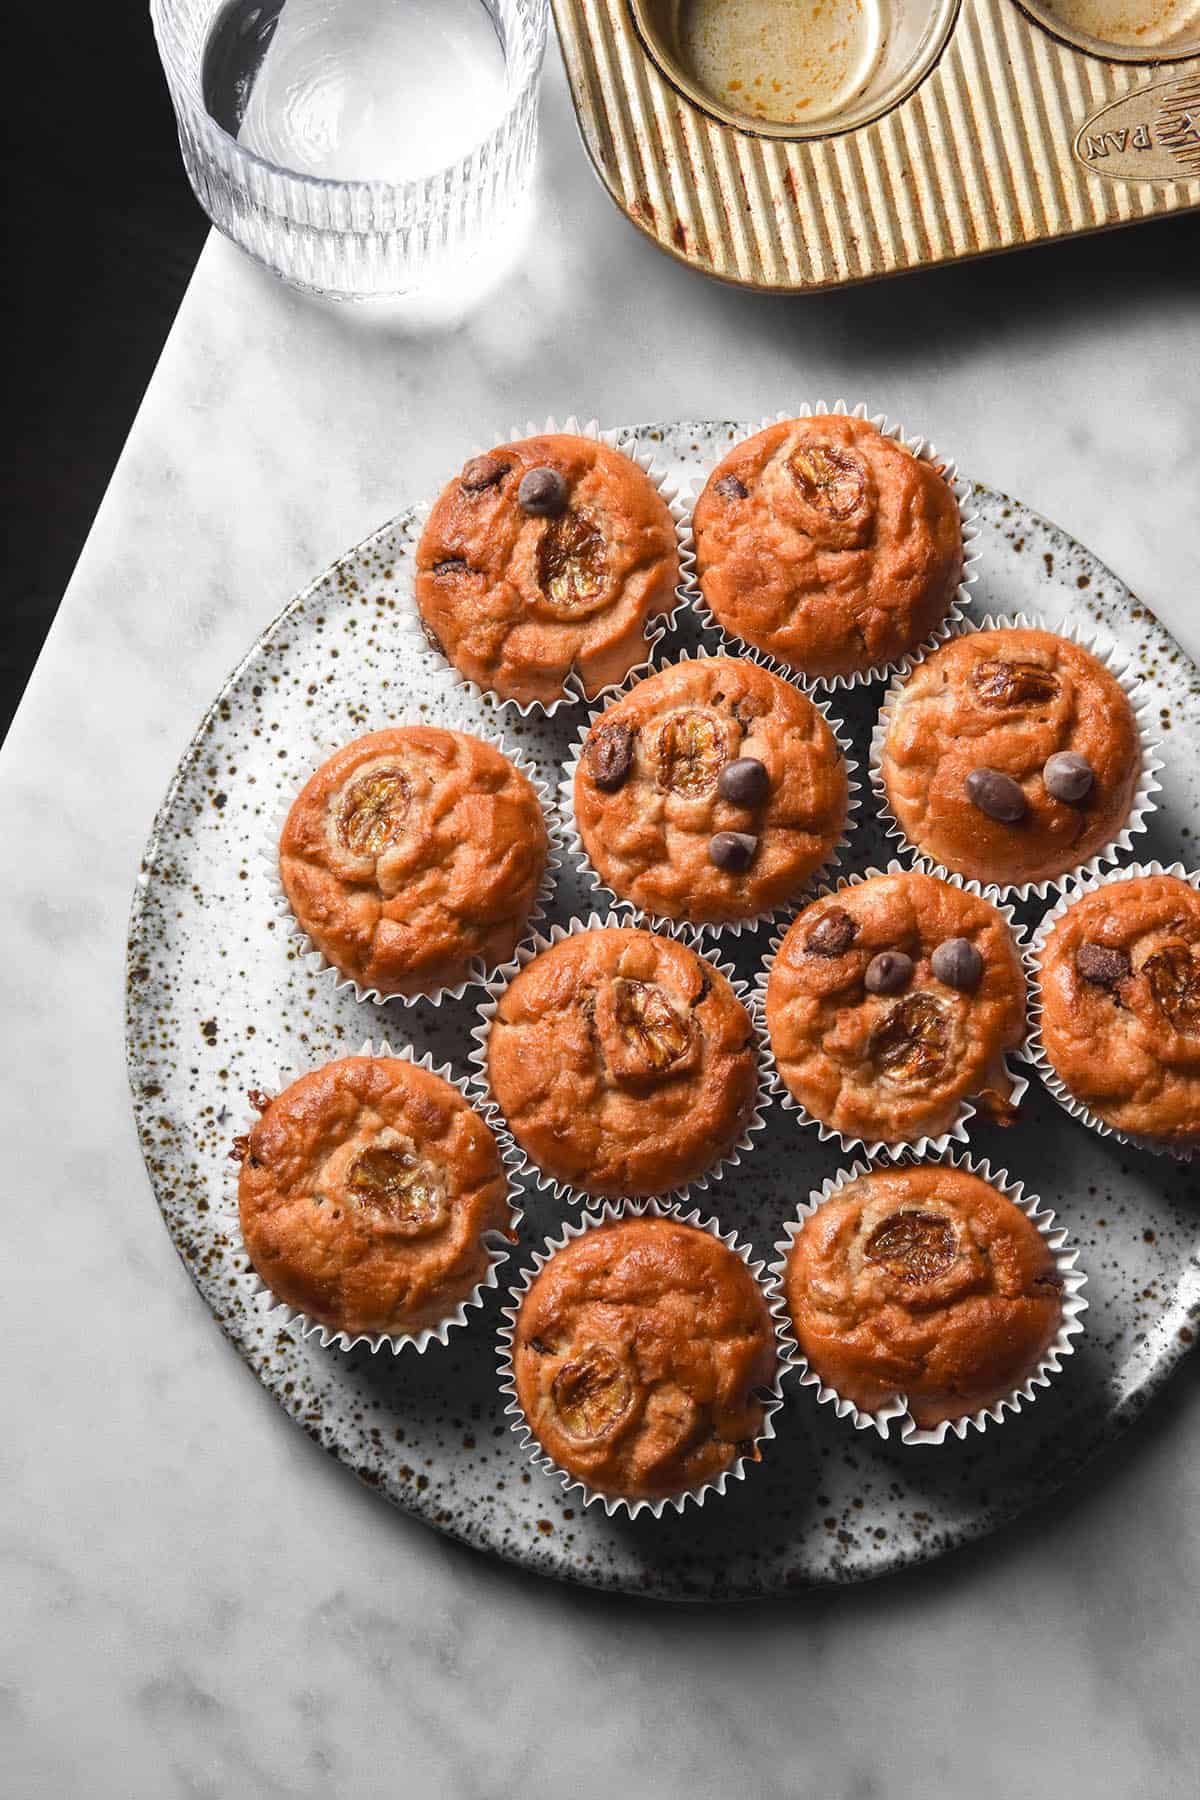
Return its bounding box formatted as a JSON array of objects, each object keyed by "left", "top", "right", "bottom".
[{"left": 3, "top": 39, "right": 1199, "bottom": 1800}]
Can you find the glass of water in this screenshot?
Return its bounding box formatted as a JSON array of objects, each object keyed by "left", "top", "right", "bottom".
[{"left": 151, "top": 0, "right": 548, "bottom": 297}]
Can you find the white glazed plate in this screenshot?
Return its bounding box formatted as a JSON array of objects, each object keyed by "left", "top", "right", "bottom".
[{"left": 126, "top": 421, "right": 1200, "bottom": 1598}]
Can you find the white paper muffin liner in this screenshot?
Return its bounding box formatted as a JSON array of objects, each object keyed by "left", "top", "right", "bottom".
[
  {"left": 687, "top": 401, "right": 981, "bottom": 694},
  {"left": 868, "top": 610, "right": 1165, "bottom": 904},
  {"left": 264, "top": 723, "right": 563, "bottom": 1008},
  {"left": 769, "top": 1150, "right": 1088, "bottom": 1446},
  {"left": 229, "top": 1039, "right": 526, "bottom": 1354},
  {"left": 410, "top": 415, "right": 696, "bottom": 719},
  {"left": 496, "top": 1196, "right": 796, "bottom": 1517},
  {"left": 468, "top": 910, "right": 772, "bottom": 1207},
  {"left": 1026, "top": 860, "right": 1200, "bottom": 1163},
  {"left": 559, "top": 643, "right": 862, "bottom": 941},
  {"left": 753, "top": 860, "right": 1032, "bottom": 1161}
]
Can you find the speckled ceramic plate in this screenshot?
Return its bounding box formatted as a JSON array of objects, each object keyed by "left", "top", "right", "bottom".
[{"left": 126, "top": 421, "right": 1200, "bottom": 1600}]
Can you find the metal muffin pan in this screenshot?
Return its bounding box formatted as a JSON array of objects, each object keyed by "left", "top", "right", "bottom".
[
  {"left": 552, "top": 0, "right": 1200, "bottom": 289},
  {"left": 126, "top": 419, "right": 1200, "bottom": 1598}
]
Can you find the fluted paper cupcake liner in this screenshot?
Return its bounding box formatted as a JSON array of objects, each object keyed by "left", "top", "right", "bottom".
[
  {"left": 229, "top": 1039, "right": 525, "bottom": 1354},
  {"left": 468, "top": 910, "right": 772, "bottom": 1207},
  {"left": 687, "top": 401, "right": 981, "bottom": 693},
  {"left": 868, "top": 610, "right": 1165, "bottom": 903},
  {"left": 1026, "top": 860, "right": 1200, "bottom": 1163},
  {"left": 496, "top": 1197, "right": 795, "bottom": 1517},
  {"left": 264, "top": 723, "right": 563, "bottom": 1007},
  {"left": 753, "top": 861, "right": 1031, "bottom": 1161},
  {"left": 560, "top": 643, "right": 862, "bottom": 941},
  {"left": 769, "top": 1150, "right": 1088, "bottom": 1446},
  {"left": 409, "top": 415, "right": 696, "bottom": 719}
]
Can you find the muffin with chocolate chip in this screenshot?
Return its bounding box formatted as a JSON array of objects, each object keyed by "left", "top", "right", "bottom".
[
  {"left": 510, "top": 1213, "right": 777, "bottom": 1502},
  {"left": 781, "top": 1164, "right": 1065, "bottom": 1428},
  {"left": 764, "top": 869, "right": 1027, "bottom": 1146},
  {"left": 237, "top": 1056, "right": 514, "bottom": 1339},
  {"left": 573, "top": 655, "right": 849, "bottom": 928},
  {"left": 693, "top": 415, "right": 964, "bottom": 681},
  {"left": 279, "top": 727, "right": 549, "bottom": 998},
  {"left": 486, "top": 926, "right": 758, "bottom": 1196},
  {"left": 415, "top": 434, "right": 680, "bottom": 706},
  {"left": 1035, "top": 871, "right": 1200, "bottom": 1150},
  {"left": 879, "top": 626, "right": 1142, "bottom": 889}
]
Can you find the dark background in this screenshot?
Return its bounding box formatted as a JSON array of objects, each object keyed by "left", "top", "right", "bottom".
[{"left": 3, "top": 6, "right": 205, "bottom": 742}]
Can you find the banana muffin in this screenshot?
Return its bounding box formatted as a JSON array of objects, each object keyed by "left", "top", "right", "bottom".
[
  {"left": 279, "top": 727, "right": 549, "bottom": 998},
  {"left": 572, "top": 655, "right": 849, "bottom": 927},
  {"left": 415, "top": 433, "right": 680, "bottom": 706},
  {"left": 486, "top": 926, "right": 758, "bottom": 1196},
  {"left": 1036, "top": 871, "right": 1200, "bottom": 1150},
  {"left": 781, "top": 1164, "right": 1065, "bottom": 1428},
  {"left": 693, "top": 415, "right": 963, "bottom": 681},
  {"left": 511, "top": 1214, "right": 777, "bottom": 1501},
  {"left": 236, "top": 1055, "right": 514, "bottom": 1339},
  {"left": 765, "top": 869, "right": 1027, "bottom": 1145},
  {"left": 880, "top": 625, "right": 1142, "bottom": 888}
]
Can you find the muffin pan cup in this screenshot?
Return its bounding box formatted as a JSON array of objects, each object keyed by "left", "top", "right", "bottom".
[
  {"left": 467, "top": 910, "right": 773, "bottom": 1208},
  {"left": 687, "top": 401, "right": 981, "bottom": 695},
  {"left": 868, "top": 609, "right": 1166, "bottom": 904},
  {"left": 753, "top": 860, "right": 1032, "bottom": 1162},
  {"left": 769, "top": 1149, "right": 1089, "bottom": 1447},
  {"left": 560, "top": 643, "right": 862, "bottom": 941},
  {"left": 496, "top": 1196, "right": 796, "bottom": 1518},
  {"left": 263, "top": 722, "right": 564, "bottom": 1008},
  {"left": 411, "top": 414, "right": 697, "bottom": 719},
  {"left": 230, "top": 1039, "right": 527, "bottom": 1355},
  {"left": 1025, "top": 860, "right": 1200, "bottom": 1163}
]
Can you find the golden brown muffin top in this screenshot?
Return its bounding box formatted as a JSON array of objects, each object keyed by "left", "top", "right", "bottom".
[
  {"left": 881, "top": 626, "right": 1141, "bottom": 887},
  {"left": 415, "top": 433, "right": 679, "bottom": 706},
  {"left": 573, "top": 655, "right": 848, "bottom": 926},
  {"left": 765, "top": 870, "right": 1027, "bottom": 1145},
  {"left": 237, "top": 1056, "right": 512, "bottom": 1337},
  {"left": 784, "top": 1166, "right": 1064, "bottom": 1428},
  {"left": 693, "top": 415, "right": 963, "bottom": 680},
  {"left": 487, "top": 927, "right": 757, "bottom": 1196},
  {"left": 278, "top": 727, "right": 548, "bottom": 998},
  {"left": 1037, "top": 873, "right": 1200, "bottom": 1147},
  {"left": 512, "top": 1216, "right": 777, "bottom": 1500}
]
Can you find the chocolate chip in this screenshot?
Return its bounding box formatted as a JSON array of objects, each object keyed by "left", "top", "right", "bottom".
[
  {"left": 931, "top": 937, "right": 983, "bottom": 992},
  {"left": 432, "top": 558, "right": 467, "bottom": 578},
  {"left": 965, "top": 767, "right": 1027, "bottom": 823},
  {"left": 518, "top": 466, "right": 568, "bottom": 517},
  {"left": 713, "top": 474, "right": 748, "bottom": 501},
  {"left": 717, "top": 756, "right": 770, "bottom": 807},
  {"left": 1076, "top": 942, "right": 1131, "bottom": 988},
  {"left": 460, "top": 454, "right": 509, "bottom": 492},
  {"left": 1043, "top": 751, "right": 1094, "bottom": 804},
  {"left": 586, "top": 722, "right": 634, "bottom": 792},
  {"left": 865, "top": 951, "right": 913, "bottom": 995},
  {"left": 806, "top": 907, "right": 858, "bottom": 957},
  {"left": 708, "top": 831, "right": 757, "bottom": 872}
]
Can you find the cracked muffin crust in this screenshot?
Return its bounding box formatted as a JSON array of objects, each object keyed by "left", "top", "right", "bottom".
[
  {"left": 573, "top": 655, "right": 849, "bottom": 927},
  {"left": 415, "top": 433, "right": 680, "bottom": 706},
  {"left": 880, "top": 626, "right": 1141, "bottom": 888},
  {"left": 512, "top": 1215, "right": 777, "bottom": 1500},
  {"left": 236, "top": 1056, "right": 513, "bottom": 1338},
  {"left": 693, "top": 415, "right": 963, "bottom": 680},
  {"left": 279, "top": 727, "right": 549, "bottom": 998},
  {"left": 487, "top": 926, "right": 758, "bottom": 1196},
  {"left": 1037, "top": 873, "right": 1200, "bottom": 1149},
  {"left": 765, "top": 870, "right": 1027, "bottom": 1145},
  {"left": 782, "top": 1165, "right": 1064, "bottom": 1429}
]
